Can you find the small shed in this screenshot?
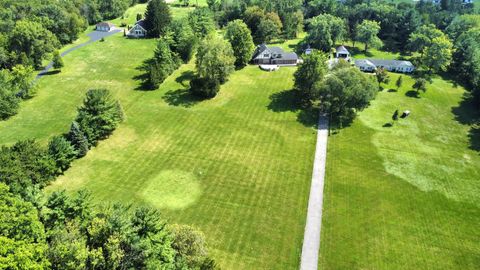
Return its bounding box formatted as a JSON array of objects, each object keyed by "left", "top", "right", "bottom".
[
  {"left": 96, "top": 22, "right": 115, "bottom": 32},
  {"left": 335, "top": 46, "right": 351, "bottom": 60}
]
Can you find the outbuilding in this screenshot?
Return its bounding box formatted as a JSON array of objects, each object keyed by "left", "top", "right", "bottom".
[{"left": 96, "top": 22, "right": 115, "bottom": 32}]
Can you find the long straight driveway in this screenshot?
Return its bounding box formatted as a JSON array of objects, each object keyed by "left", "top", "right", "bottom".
[{"left": 300, "top": 114, "right": 329, "bottom": 270}]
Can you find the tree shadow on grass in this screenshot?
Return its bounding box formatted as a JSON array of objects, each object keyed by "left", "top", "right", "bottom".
[
  {"left": 452, "top": 92, "right": 480, "bottom": 152},
  {"left": 162, "top": 88, "right": 201, "bottom": 108},
  {"left": 405, "top": 90, "right": 420, "bottom": 98},
  {"left": 267, "top": 89, "right": 319, "bottom": 128},
  {"left": 175, "top": 70, "right": 195, "bottom": 87},
  {"left": 387, "top": 89, "right": 397, "bottom": 93},
  {"left": 39, "top": 70, "right": 60, "bottom": 76},
  {"left": 133, "top": 58, "right": 155, "bottom": 91},
  {"left": 383, "top": 123, "right": 393, "bottom": 127}
]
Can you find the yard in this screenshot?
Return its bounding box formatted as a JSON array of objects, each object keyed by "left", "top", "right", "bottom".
[
  {"left": 0, "top": 19, "right": 317, "bottom": 270},
  {"left": 319, "top": 68, "right": 480, "bottom": 268}
]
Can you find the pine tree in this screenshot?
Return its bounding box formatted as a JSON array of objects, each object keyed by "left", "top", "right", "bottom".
[
  {"left": 67, "top": 121, "right": 89, "bottom": 157},
  {"left": 48, "top": 135, "right": 77, "bottom": 173},
  {"left": 144, "top": 0, "right": 172, "bottom": 38}
]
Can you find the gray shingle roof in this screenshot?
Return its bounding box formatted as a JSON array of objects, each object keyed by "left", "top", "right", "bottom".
[
  {"left": 136, "top": 20, "right": 147, "bottom": 30},
  {"left": 252, "top": 44, "right": 298, "bottom": 61},
  {"left": 96, "top": 22, "right": 115, "bottom": 28}
]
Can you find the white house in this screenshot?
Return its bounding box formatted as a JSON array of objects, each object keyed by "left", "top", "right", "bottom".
[
  {"left": 96, "top": 22, "right": 115, "bottom": 32},
  {"left": 335, "top": 45, "right": 351, "bottom": 61},
  {"left": 355, "top": 59, "right": 415, "bottom": 73},
  {"left": 127, "top": 20, "right": 147, "bottom": 38}
]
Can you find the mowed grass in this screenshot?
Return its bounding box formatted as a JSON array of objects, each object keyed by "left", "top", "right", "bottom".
[
  {"left": 319, "top": 71, "right": 480, "bottom": 269},
  {"left": 0, "top": 30, "right": 317, "bottom": 268}
]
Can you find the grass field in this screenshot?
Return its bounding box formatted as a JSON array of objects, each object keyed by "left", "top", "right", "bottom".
[
  {"left": 319, "top": 66, "right": 480, "bottom": 268},
  {"left": 0, "top": 15, "right": 317, "bottom": 270}
]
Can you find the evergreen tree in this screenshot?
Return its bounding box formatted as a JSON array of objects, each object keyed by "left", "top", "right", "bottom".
[
  {"left": 144, "top": 0, "right": 172, "bottom": 38},
  {"left": 48, "top": 135, "right": 77, "bottom": 173},
  {"left": 171, "top": 19, "right": 197, "bottom": 63},
  {"left": 67, "top": 121, "right": 89, "bottom": 157},
  {"left": 75, "top": 89, "right": 124, "bottom": 146}
]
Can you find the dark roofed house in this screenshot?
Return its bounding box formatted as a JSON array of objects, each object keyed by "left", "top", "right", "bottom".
[
  {"left": 96, "top": 22, "right": 115, "bottom": 32},
  {"left": 252, "top": 44, "right": 299, "bottom": 66},
  {"left": 127, "top": 20, "right": 147, "bottom": 38}
]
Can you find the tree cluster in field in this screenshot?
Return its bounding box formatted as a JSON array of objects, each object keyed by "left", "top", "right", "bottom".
[
  {"left": 142, "top": 1, "right": 255, "bottom": 99},
  {"left": 0, "top": 89, "right": 123, "bottom": 199},
  {"left": 294, "top": 52, "right": 379, "bottom": 126},
  {"left": 0, "top": 88, "right": 218, "bottom": 269}
]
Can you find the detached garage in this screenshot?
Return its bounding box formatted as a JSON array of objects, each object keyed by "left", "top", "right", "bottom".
[{"left": 96, "top": 22, "right": 115, "bottom": 32}]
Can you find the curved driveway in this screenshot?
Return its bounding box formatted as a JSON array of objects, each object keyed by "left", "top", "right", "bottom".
[{"left": 37, "top": 28, "right": 122, "bottom": 78}]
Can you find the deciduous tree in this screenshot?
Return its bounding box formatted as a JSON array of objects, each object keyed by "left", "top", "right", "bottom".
[
  {"left": 225, "top": 20, "right": 255, "bottom": 68},
  {"left": 356, "top": 20, "right": 383, "bottom": 52}
]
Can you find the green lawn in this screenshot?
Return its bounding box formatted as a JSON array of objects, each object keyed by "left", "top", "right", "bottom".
[
  {"left": 319, "top": 70, "right": 480, "bottom": 269},
  {"left": 0, "top": 28, "right": 317, "bottom": 269}
]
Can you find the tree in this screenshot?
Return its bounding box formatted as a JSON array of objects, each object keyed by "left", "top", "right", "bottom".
[
  {"left": 171, "top": 19, "right": 197, "bottom": 63},
  {"left": 375, "top": 68, "right": 390, "bottom": 85},
  {"left": 282, "top": 10, "right": 304, "bottom": 39},
  {"left": 188, "top": 8, "right": 216, "bottom": 39},
  {"left": 144, "top": 0, "right": 172, "bottom": 38},
  {"left": 145, "top": 38, "right": 180, "bottom": 90},
  {"left": 48, "top": 135, "right": 77, "bottom": 173},
  {"left": 10, "top": 64, "right": 37, "bottom": 99},
  {"left": 225, "top": 20, "right": 255, "bottom": 68},
  {"left": 356, "top": 20, "right": 383, "bottom": 52},
  {"left": 75, "top": 89, "right": 124, "bottom": 146},
  {"left": 171, "top": 225, "right": 209, "bottom": 269},
  {"left": 413, "top": 78, "right": 427, "bottom": 93},
  {"left": 52, "top": 50, "right": 64, "bottom": 70},
  {"left": 0, "top": 183, "right": 50, "bottom": 269},
  {"left": 408, "top": 24, "right": 443, "bottom": 56},
  {"left": 47, "top": 222, "right": 89, "bottom": 269},
  {"left": 243, "top": 6, "right": 266, "bottom": 38},
  {"left": 422, "top": 36, "right": 453, "bottom": 72},
  {"left": 195, "top": 35, "right": 235, "bottom": 84},
  {"left": 9, "top": 20, "right": 60, "bottom": 68},
  {"left": 189, "top": 76, "right": 221, "bottom": 99},
  {"left": 0, "top": 70, "right": 20, "bottom": 120},
  {"left": 318, "top": 67, "right": 378, "bottom": 125},
  {"left": 294, "top": 52, "right": 329, "bottom": 106},
  {"left": 305, "top": 14, "right": 346, "bottom": 52},
  {"left": 256, "top": 14, "right": 282, "bottom": 44},
  {"left": 396, "top": 76, "right": 403, "bottom": 90},
  {"left": 67, "top": 121, "right": 89, "bottom": 158}
]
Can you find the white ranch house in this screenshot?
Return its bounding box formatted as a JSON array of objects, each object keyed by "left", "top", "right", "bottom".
[
  {"left": 127, "top": 20, "right": 147, "bottom": 38},
  {"left": 354, "top": 59, "right": 415, "bottom": 73}
]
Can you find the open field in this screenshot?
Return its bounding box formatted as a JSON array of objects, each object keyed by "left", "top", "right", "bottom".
[
  {"left": 319, "top": 68, "right": 480, "bottom": 268},
  {"left": 0, "top": 12, "right": 317, "bottom": 269}
]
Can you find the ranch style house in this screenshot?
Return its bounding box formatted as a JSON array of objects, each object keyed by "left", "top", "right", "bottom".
[{"left": 355, "top": 59, "right": 415, "bottom": 73}]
